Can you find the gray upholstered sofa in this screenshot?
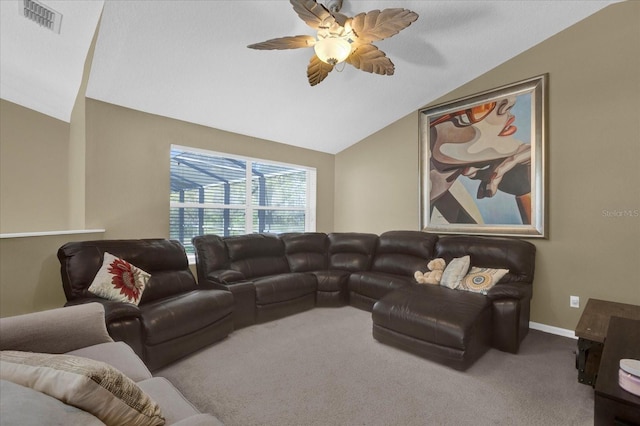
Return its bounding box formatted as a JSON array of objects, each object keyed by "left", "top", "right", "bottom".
[{"left": 0, "top": 303, "right": 223, "bottom": 425}]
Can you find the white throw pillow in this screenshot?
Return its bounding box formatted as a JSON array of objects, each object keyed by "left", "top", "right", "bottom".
[
  {"left": 440, "top": 255, "right": 471, "bottom": 289},
  {"left": 88, "top": 252, "right": 150, "bottom": 305},
  {"left": 0, "top": 351, "right": 165, "bottom": 426},
  {"left": 460, "top": 267, "right": 509, "bottom": 294}
]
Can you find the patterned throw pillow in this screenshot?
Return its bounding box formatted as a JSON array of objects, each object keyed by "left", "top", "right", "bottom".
[
  {"left": 0, "top": 351, "right": 165, "bottom": 426},
  {"left": 88, "top": 252, "right": 150, "bottom": 305},
  {"left": 460, "top": 267, "right": 509, "bottom": 294},
  {"left": 440, "top": 255, "right": 471, "bottom": 289}
]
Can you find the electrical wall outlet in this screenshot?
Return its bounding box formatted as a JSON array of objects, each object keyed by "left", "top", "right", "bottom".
[{"left": 570, "top": 295, "right": 580, "bottom": 308}]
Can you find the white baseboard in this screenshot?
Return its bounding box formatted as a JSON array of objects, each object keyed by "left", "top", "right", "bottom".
[{"left": 530, "top": 321, "right": 577, "bottom": 339}]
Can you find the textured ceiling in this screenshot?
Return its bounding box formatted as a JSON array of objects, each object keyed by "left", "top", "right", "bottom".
[
  {"left": 0, "top": 0, "right": 103, "bottom": 121},
  {"left": 1, "top": 1, "right": 619, "bottom": 154}
]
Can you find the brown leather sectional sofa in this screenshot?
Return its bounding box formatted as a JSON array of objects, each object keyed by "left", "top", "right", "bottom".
[
  {"left": 194, "top": 230, "right": 536, "bottom": 370},
  {"left": 57, "top": 230, "right": 535, "bottom": 371}
]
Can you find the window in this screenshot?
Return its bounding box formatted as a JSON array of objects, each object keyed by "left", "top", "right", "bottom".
[{"left": 170, "top": 145, "right": 316, "bottom": 256}]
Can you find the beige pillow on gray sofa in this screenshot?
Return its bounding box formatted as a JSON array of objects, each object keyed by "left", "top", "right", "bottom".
[{"left": 0, "top": 351, "right": 165, "bottom": 426}]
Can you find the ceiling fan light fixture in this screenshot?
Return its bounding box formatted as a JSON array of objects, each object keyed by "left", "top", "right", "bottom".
[
  {"left": 314, "top": 37, "right": 351, "bottom": 65},
  {"left": 247, "top": 0, "right": 418, "bottom": 85}
]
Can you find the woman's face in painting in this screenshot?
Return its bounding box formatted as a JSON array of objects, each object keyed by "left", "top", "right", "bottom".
[{"left": 431, "top": 95, "right": 522, "bottom": 166}]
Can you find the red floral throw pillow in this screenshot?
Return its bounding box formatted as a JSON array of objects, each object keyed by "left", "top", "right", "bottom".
[{"left": 88, "top": 252, "right": 150, "bottom": 305}]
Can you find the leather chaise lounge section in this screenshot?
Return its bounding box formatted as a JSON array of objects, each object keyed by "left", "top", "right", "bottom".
[
  {"left": 193, "top": 230, "right": 536, "bottom": 370},
  {"left": 435, "top": 235, "right": 536, "bottom": 354},
  {"left": 57, "top": 239, "right": 235, "bottom": 371}
]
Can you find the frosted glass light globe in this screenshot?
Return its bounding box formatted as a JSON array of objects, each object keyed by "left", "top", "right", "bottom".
[{"left": 314, "top": 37, "right": 352, "bottom": 65}]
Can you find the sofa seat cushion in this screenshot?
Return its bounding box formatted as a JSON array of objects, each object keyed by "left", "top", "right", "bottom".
[
  {"left": 313, "top": 270, "right": 350, "bottom": 292},
  {"left": 372, "top": 285, "right": 491, "bottom": 351},
  {"left": 141, "top": 290, "right": 233, "bottom": 346},
  {"left": 137, "top": 377, "right": 203, "bottom": 425},
  {"left": 348, "top": 272, "right": 414, "bottom": 301},
  {"left": 254, "top": 273, "right": 317, "bottom": 305}
]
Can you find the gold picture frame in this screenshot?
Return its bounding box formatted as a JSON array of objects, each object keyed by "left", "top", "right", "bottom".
[{"left": 419, "top": 75, "right": 547, "bottom": 238}]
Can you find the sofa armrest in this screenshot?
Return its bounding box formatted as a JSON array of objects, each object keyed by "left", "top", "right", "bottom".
[
  {"left": 206, "top": 269, "right": 245, "bottom": 284},
  {"left": 200, "top": 277, "right": 248, "bottom": 292},
  {"left": 63, "top": 298, "right": 144, "bottom": 359},
  {"left": 201, "top": 278, "right": 256, "bottom": 329},
  {"left": 487, "top": 282, "right": 533, "bottom": 353},
  {"left": 486, "top": 282, "right": 530, "bottom": 301},
  {"left": 0, "top": 303, "right": 113, "bottom": 353},
  {"left": 65, "top": 297, "right": 142, "bottom": 322}
]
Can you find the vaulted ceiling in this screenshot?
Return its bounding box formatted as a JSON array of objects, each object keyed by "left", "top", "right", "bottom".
[{"left": 0, "top": 1, "right": 619, "bottom": 154}]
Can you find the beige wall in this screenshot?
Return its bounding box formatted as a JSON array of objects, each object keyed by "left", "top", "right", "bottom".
[
  {"left": 0, "top": 99, "right": 102, "bottom": 317},
  {"left": 335, "top": 112, "right": 420, "bottom": 234},
  {"left": 84, "top": 100, "right": 335, "bottom": 239},
  {"left": 0, "top": 232, "right": 105, "bottom": 317},
  {"left": 0, "top": 100, "right": 72, "bottom": 233},
  {"left": 335, "top": 1, "right": 640, "bottom": 330}
]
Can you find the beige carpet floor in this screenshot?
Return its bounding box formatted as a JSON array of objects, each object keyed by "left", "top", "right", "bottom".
[{"left": 157, "top": 307, "right": 594, "bottom": 426}]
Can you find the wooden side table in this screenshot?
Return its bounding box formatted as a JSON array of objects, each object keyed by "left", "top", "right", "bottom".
[
  {"left": 575, "top": 299, "right": 640, "bottom": 386},
  {"left": 594, "top": 317, "right": 640, "bottom": 425}
]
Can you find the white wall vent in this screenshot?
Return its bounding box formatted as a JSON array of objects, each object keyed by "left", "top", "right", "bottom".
[{"left": 20, "top": 0, "right": 62, "bottom": 34}]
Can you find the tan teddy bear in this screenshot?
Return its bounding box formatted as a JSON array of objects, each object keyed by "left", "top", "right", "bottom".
[{"left": 414, "top": 258, "right": 446, "bottom": 285}]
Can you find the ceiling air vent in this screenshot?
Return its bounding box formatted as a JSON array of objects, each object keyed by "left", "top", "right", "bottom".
[{"left": 20, "top": 0, "right": 62, "bottom": 34}]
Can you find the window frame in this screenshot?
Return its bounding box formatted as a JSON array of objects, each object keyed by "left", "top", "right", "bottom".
[{"left": 170, "top": 144, "right": 317, "bottom": 254}]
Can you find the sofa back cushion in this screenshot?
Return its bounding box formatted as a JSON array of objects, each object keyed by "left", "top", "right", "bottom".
[
  {"left": 327, "top": 233, "right": 378, "bottom": 272},
  {"left": 192, "top": 234, "right": 230, "bottom": 282},
  {"left": 224, "top": 234, "right": 289, "bottom": 279},
  {"left": 435, "top": 236, "right": 536, "bottom": 283},
  {"left": 280, "top": 232, "right": 328, "bottom": 272},
  {"left": 58, "top": 239, "right": 197, "bottom": 304},
  {"left": 372, "top": 231, "right": 439, "bottom": 276}
]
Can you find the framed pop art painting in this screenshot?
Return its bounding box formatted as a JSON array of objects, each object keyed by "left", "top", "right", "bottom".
[{"left": 419, "top": 75, "right": 547, "bottom": 238}]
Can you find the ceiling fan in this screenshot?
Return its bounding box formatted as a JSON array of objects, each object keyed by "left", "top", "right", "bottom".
[{"left": 247, "top": 0, "right": 419, "bottom": 86}]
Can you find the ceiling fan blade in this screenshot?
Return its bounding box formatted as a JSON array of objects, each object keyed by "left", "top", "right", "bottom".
[
  {"left": 331, "top": 11, "right": 349, "bottom": 27},
  {"left": 346, "top": 44, "right": 395, "bottom": 76},
  {"left": 248, "top": 35, "right": 316, "bottom": 50},
  {"left": 351, "top": 8, "right": 419, "bottom": 43},
  {"left": 307, "top": 54, "right": 334, "bottom": 86},
  {"left": 290, "top": 0, "right": 333, "bottom": 30}
]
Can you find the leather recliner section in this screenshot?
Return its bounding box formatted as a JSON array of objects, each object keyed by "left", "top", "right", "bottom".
[{"left": 57, "top": 239, "right": 235, "bottom": 371}]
